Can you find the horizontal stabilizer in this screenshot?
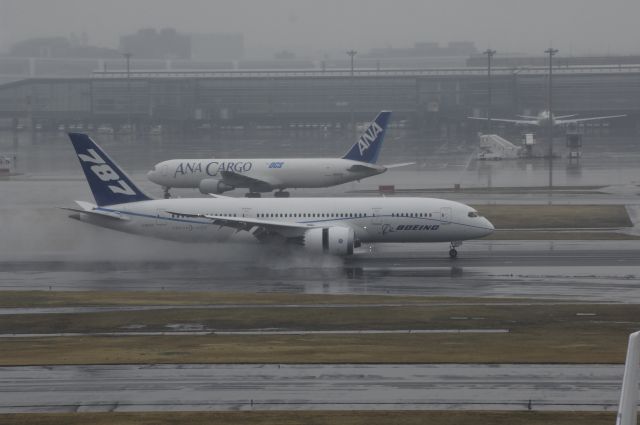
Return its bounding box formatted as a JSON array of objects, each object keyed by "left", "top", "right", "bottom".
[
  {"left": 347, "top": 164, "right": 382, "bottom": 173},
  {"left": 62, "top": 201, "right": 130, "bottom": 220},
  {"left": 384, "top": 162, "right": 415, "bottom": 169}
]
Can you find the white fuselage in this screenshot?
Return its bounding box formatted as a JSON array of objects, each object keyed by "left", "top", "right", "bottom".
[
  {"left": 147, "top": 158, "right": 386, "bottom": 190},
  {"left": 74, "top": 197, "right": 494, "bottom": 246}
]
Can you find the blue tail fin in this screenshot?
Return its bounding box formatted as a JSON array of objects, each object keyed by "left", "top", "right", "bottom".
[
  {"left": 342, "top": 111, "right": 391, "bottom": 164},
  {"left": 68, "top": 133, "right": 151, "bottom": 206}
]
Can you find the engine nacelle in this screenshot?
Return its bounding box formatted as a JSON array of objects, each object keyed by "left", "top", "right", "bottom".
[
  {"left": 303, "top": 227, "right": 356, "bottom": 255},
  {"left": 199, "top": 178, "right": 234, "bottom": 194}
]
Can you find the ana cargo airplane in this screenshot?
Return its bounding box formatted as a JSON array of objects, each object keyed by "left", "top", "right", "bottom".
[
  {"left": 66, "top": 133, "right": 493, "bottom": 257},
  {"left": 469, "top": 110, "right": 626, "bottom": 127},
  {"left": 147, "top": 111, "right": 412, "bottom": 198}
]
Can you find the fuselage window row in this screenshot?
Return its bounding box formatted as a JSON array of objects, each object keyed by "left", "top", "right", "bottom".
[
  {"left": 391, "top": 213, "right": 434, "bottom": 218},
  {"left": 253, "top": 212, "right": 368, "bottom": 219}
]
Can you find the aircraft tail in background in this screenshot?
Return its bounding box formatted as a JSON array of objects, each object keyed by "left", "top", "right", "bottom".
[{"left": 342, "top": 111, "right": 391, "bottom": 164}]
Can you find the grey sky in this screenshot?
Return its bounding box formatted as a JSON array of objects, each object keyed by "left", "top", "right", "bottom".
[{"left": 1, "top": 0, "right": 639, "bottom": 57}]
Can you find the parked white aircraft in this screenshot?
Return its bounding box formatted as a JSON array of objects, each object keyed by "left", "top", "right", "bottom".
[
  {"left": 469, "top": 110, "right": 626, "bottom": 127},
  {"left": 617, "top": 330, "right": 640, "bottom": 425},
  {"left": 66, "top": 133, "right": 493, "bottom": 257},
  {"left": 147, "top": 111, "right": 412, "bottom": 198}
]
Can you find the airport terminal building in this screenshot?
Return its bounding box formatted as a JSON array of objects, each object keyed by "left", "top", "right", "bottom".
[{"left": 0, "top": 61, "right": 639, "bottom": 138}]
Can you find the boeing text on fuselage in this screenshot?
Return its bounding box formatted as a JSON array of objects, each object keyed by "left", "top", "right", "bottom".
[{"left": 382, "top": 223, "right": 440, "bottom": 235}]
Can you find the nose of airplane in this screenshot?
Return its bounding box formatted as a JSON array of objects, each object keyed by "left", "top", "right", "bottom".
[
  {"left": 482, "top": 217, "right": 495, "bottom": 236},
  {"left": 146, "top": 168, "right": 158, "bottom": 183}
]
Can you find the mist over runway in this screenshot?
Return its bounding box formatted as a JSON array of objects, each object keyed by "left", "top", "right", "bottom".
[{"left": 1, "top": 239, "right": 639, "bottom": 302}]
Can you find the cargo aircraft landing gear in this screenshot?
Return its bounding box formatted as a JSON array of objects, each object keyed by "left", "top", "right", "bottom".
[
  {"left": 163, "top": 187, "right": 171, "bottom": 199},
  {"left": 245, "top": 192, "right": 261, "bottom": 198},
  {"left": 449, "top": 241, "right": 462, "bottom": 258},
  {"left": 274, "top": 190, "right": 290, "bottom": 198}
]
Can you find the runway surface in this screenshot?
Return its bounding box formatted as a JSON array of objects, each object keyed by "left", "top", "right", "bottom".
[
  {"left": 2, "top": 240, "right": 639, "bottom": 302},
  {"left": 0, "top": 363, "right": 624, "bottom": 413}
]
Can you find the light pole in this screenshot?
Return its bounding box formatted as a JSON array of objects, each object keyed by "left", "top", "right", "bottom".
[
  {"left": 545, "top": 47, "right": 558, "bottom": 191},
  {"left": 347, "top": 49, "right": 357, "bottom": 77},
  {"left": 483, "top": 49, "right": 496, "bottom": 133},
  {"left": 123, "top": 52, "right": 132, "bottom": 136},
  {"left": 347, "top": 50, "right": 357, "bottom": 134}
]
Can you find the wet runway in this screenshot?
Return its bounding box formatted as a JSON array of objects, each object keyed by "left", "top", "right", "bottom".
[
  {"left": 1, "top": 240, "right": 639, "bottom": 302},
  {"left": 0, "top": 363, "right": 624, "bottom": 413}
]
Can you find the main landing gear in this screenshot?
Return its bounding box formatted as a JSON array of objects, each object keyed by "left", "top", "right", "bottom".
[
  {"left": 245, "top": 192, "right": 261, "bottom": 198},
  {"left": 274, "top": 190, "right": 290, "bottom": 198},
  {"left": 449, "top": 241, "right": 462, "bottom": 258}
]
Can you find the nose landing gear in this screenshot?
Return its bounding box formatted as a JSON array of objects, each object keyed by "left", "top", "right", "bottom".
[
  {"left": 163, "top": 187, "right": 171, "bottom": 199},
  {"left": 449, "top": 241, "right": 462, "bottom": 258}
]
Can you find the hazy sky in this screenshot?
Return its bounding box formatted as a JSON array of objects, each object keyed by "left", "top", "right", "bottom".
[{"left": 1, "top": 0, "right": 639, "bottom": 57}]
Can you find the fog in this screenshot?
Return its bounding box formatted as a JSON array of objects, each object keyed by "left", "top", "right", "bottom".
[
  {"left": 1, "top": 0, "right": 640, "bottom": 57},
  {"left": 0, "top": 206, "right": 344, "bottom": 271}
]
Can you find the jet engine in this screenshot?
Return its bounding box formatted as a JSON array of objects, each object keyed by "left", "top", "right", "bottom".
[
  {"left": 199, "top": 178, "right": 234, "bottom": 194},
  {"left": 303, "top": 227, "right": 358, "bottom": 255}
]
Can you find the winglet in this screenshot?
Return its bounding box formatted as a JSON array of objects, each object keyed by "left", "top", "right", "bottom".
[
  {"left": 342, "top": 111, "right": 391, "bottom": 164},
  {"left": 68, "top": 133, "right": 151, "bottom": 206},
  {"left": 617, "top": 330, "right": 640, "bottom": 425}
]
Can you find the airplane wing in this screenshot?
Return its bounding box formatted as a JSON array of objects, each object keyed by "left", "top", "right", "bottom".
[
  {"left": 219, "top": 170, "right": 276, "bottom": 191},
  {"left": 467, "top": 116, "right": 539, "bottom": 126},
  {"left": 166, "top": 211, "right": 318, "bottom": 239},
  {"left": 383, "top": 162, "right": 415, "bottom": 169},
  {"left": 555, "top": 114, "right": 627, "bottom": 125},
  {"left": 516, "top": 114, "right": 578, "bottom": 120}
]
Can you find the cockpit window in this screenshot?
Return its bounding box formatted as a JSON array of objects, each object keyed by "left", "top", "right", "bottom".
[{"left": 468, "top": 211, "right": 479, "bottom": 218}]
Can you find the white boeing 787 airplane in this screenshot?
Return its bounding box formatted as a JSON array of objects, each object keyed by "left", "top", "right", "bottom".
[
  {"left": 147, "top": 111, "right": 412, "bottom": 198},
  {"left": 66, "top": 133, "right": 493, "bottom": 257}
]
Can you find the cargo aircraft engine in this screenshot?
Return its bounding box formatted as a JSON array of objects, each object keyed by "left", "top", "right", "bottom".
[{"left": 199, "top": 178, "right": 234, "bottom": 194}]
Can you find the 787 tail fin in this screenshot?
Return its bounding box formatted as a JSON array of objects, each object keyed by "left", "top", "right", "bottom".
[
  {"left": 342, "top": 111, "right": 391, "bottom": 164},
  {"left": 68, "top": 133, "right": 151, "bottom": 206}
]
